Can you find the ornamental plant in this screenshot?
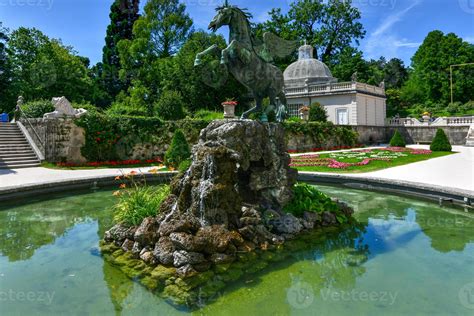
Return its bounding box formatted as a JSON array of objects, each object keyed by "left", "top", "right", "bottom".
[
  {"left": 112, "top": 183, "right": 170, "bottom": 226},
  {"left": 284, "top": 183, "right": 339, "bottom": 217},
  {"left": 165, "top": 129, "right": 191, "bottom": 168},
  {"left": 430, "top": 128, "right": 452, "bottom": 152},
  {"left": 389, "top": 130, "right": 406, "bottom": 147}
]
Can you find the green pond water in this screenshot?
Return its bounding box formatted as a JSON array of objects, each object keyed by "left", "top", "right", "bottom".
[{"left": 0, "top": 186, "right": 473, "bottom": 316}]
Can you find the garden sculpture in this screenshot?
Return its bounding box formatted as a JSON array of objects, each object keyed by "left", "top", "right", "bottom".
[{"left": 195, "top": 0, "right": 298, "bottom": 122}]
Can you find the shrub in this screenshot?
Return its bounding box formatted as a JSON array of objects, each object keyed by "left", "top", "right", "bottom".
[
  {"left": 430, "top": 129, "right": 452, "bottom": 152},
  {"left": 389, "top": 130, "right": 406, "bottom": 147},
  {"left": 165, "top": 129, "right": 191, "bottom": 168},
  {"left": 178, "top": 159, "right": 192, "bottom": 172},
  {"left": 113, "top": 184, "right": 170, "bottom": 226},
  {"left": 284, "top": 183, "right": 339, "bottom": 217},
  {"left": 21, "top": 100, "right": 54, "bottom": 118},
  {"left": 154, "top": 90, "right": 186, "bottom": 121},
  {"left": 286, "top": 116, "right": 302, "bottom": 122},
  {"left": 309, "top": 102, "right": 328, "bottom": 122},
  {"left": 193, "top": 110, "right": 223, "bottom": 121},
  {"left": 447, "top": 102, "right": 462, "bottom": 115}
]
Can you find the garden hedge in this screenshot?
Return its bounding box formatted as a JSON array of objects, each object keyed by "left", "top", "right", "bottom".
[{"left": 76, "top": 113, "right": 359, "bottom": 162}]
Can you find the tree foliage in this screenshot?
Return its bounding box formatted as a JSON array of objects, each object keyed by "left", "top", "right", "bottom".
[
  {"left": 402, "top": 31, "right": 474, "bottom": 106},
  {"left": 0, "top": 22, "right": 13, "bottom": 112},
  {"left": 257, "top": 0, "right": 365, "bottom": 64},
  {"left": 309, "top": 102, "right": 328, "bottom": 122},
  {"left": 6, "top": 27, "right": 92, "bottom": 107},
  {"left": 98, "top": 0, "right": 140, "bottom": 105}
]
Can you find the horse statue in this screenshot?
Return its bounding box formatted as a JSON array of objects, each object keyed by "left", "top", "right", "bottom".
[{"left": 194, "top": 1, "right": 298, "bottom": 122}]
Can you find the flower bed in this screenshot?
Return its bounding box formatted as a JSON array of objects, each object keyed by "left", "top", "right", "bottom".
[
  {"left": 289, "top": 147, "right": 451, "bottom": 173},
  {"left": 288, "top": 144, "right": 364, "bottom": 154}
]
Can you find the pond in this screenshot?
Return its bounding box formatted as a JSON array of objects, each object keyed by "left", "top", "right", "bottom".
[{"left": 0, "top": 185, "right": 473, "bottom": 315}]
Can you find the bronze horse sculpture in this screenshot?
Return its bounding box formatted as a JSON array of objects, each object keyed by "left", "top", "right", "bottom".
[{"left": 194, "top": 1, "right": 298, "bottom": 121}]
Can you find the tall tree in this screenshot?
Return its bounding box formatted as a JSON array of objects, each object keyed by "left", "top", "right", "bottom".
[
  {"left": 7, "top": 27, "right": 92, "bottom": 104},
  {"left": 100, "top": 0, "right": 140, "bottom": 104},
  {"left": 116, "top": 0, "right": 193, "bottom": 115},
  {"left": 257, "top": 0, "right": 365, "bottom": 63},
  {"left": 402, "top": 30, "right": 474, "bottom": 105},
  {"left": 163, "top": 31, "right": 247, "bottom": 113},
  {"left": 0, "top": 22, "right": 14, "bottom": 112}
]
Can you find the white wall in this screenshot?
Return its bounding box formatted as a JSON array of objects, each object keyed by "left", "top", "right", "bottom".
[{"left": 356, "top": 94, "right": 386, "bottom": 126}]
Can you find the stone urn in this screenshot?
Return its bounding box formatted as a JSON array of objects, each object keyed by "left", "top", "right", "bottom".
[
  {"left": 299, "top": 106, "right": 310, "bottom": 121},
  {"left": 422, "top": 112, "right": 431, "bottom": 123},
  {"left": 222, "top": 100, "right": 237, "bottom": 119}
]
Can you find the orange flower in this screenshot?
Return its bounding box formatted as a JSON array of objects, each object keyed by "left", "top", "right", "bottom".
[
  {"left": 149, "top": 168, "right": 159, "bottom": 174},
  {"left": 129, "top": 170, "right": 138, "bottom": 175},
  {"left": 114, "top": 176, "right": 121, "bottom": 181},
  {"left": 119, "top": 184, "right": 126, "bottom": 189},
  {"left": 113, "top": 190, "right": 121, "bottom": 196}
]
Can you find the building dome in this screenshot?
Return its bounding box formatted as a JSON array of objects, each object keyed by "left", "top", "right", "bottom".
[{"left": 284, "top": 44, "right": 337, "bottom": 88}]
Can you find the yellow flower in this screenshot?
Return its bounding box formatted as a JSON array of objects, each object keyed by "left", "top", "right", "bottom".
[
  {"left": 113, "top": 190, "right": 121, "bottom": 196},
  {"left": 149, "top": 168, "right": 159, "bottom": 174}
]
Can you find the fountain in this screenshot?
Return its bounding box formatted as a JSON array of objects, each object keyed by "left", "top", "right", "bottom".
[{"left": 101, "top": 120, "right": 354, "bottom": 307}]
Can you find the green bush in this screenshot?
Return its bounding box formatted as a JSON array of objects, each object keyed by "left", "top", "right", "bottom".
[
  {"left": 430, "top": 129, "right": 452, "bottom": 152},
  {"left": 154, "top": 90, "right": 186, "bottom": 121},
  {"left": 389, "top": 130, "right": 406, "bottom": 147},
  {"left": 309, "top": 102, "right": 328, "bottom": 122},
  {"left": 165, "top": 129, "right": 191, "bottom": 168},
  {"left": 21, "top": 100, "right": 54, "bottom": 118},
  {"left": 113, "top": 185, "right": 170, "bottom": 226},
  {"left": 193, "top": 110, "right": 223, "bottom": 121},
  {"left": 178, "top": 159, "right": 192, "bottom": 172},
  {"left": 286, "top": 116, "right": 302, "bottom": 122},
  {"left": 284, "top": 183, "right": 339, "bottom": 217}
]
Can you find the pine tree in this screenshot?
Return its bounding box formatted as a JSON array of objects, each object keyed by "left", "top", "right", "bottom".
[{"left": 100, "top": 0, "right": 140, "bottom": 103}]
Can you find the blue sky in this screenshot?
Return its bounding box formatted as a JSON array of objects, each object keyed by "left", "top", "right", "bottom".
[{"left": 0, "top": 0, "right": 473, "bottom": 67}]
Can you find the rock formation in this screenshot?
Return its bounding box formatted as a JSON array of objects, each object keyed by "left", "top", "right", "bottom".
[{"left": 102, "top": 120, "right": 353, "bottom": 307}]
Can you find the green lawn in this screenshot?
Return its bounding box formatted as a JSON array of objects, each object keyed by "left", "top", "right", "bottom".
[{"left": 291, "top": 148, "right": 454, "bottom": 173}]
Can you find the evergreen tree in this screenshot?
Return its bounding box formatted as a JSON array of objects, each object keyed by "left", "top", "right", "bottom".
[
  {"left": 0, "top": 22, "right": 13, "bottom": 112},
  {"left": 100, "top": 0, "right": 140, "bottom": 104},
  {"left": 165, "top": 129, "right": 191, "bottom": 168},
  {"left": 430, "top": 129, "right": 451, "bottom": 152},
  {"left": 389, "top": 130, "right": 406, "bottom": 147}
]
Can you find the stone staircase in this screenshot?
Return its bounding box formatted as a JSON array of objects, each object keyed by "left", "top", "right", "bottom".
[
  {"left": 466, "top": 124, "right": 474, "bottom": 147},
  {"left": 0, "top": 122, "right": 41, "bottom": 169}
]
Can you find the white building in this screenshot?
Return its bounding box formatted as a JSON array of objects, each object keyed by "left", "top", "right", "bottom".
[{"left": 283, "top": 44, "right": 386, "bottom": 126}]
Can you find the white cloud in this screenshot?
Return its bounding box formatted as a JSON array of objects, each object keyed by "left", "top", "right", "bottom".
[
  {"left": 464, "top": 36, "right": 474, "bottom": 43},
  {"left": 364, "top": 0, "right": 423, "bottom": 60}
]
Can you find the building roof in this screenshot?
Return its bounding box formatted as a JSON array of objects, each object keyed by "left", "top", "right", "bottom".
[{"left": 284, "top": 44, "right": 337, "bottom": 88}]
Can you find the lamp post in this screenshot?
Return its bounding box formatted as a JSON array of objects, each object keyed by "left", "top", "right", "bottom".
[{"left": 450, "top": 63, "right": 474, "bottom": 104}]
